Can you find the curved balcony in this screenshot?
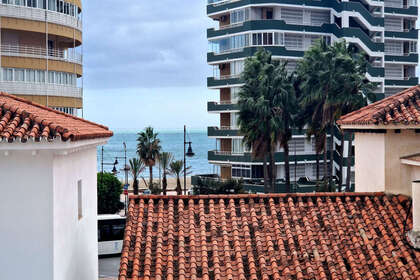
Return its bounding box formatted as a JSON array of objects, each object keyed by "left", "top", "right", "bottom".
[
  {"left": 208, "top": 150, "right": 321, "bottom": 163},
  {"left": 207, "top": 76, "right": 242, "bottom": 88},
  {"left": 0, "top": 4, "right": 82, "bottom": 31},
  {"left": 1, "top": 44, "right": 82, "bottom": 65},
  {"left": 0, "top": 81, "right": 82, "bottom": 99},
  {"left": 208, "top": 126, "right": 241, "bottom": 137},
  {"left": 208, "top": 101, "right": 239, "bottom": 113}
]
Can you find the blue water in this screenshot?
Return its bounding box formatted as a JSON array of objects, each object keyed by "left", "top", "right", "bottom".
[{"left": 97, "top": 131, "right": 215, "bottom": 178}]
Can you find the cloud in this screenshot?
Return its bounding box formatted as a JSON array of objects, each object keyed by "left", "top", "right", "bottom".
[{"left": 83, "top": 1, "right": 215, "bottom": 89}]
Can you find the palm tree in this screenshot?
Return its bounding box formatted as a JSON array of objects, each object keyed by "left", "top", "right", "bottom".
[
  {"left": 137, "top": 127, "right": 161, "bottom": 189},
  {"left": 129, "top": 158, "right": 146, "bottom": 195},
  {"left": 170, "top": 160, "right": 184, "bottom": 195},
  {"left": 298, "top": 39, "right": 374, "bottom": 190},
  {"left": 159, "top": 152, "right": 174, "bottom": 195},
  {"left": 238, "top": 49, "right": 296, "bottom": 192}
]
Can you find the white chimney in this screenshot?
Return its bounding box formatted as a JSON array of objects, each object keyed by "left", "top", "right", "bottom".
[{"left": 408, "top": 181, "right": 420, "bottom": 249}]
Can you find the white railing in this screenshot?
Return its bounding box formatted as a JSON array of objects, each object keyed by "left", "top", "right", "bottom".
[
  {"left": 0, "top": 81, "right": 82, "bottom": 98},
  {"left": 214, "top": 74, "right": 241, "bottom": 80},
  {"left": 213, "top": 150, "right": 245, "bottom": 156},
  {"left": 219, "top": 126, "right": 239, "bottom": 130},
  {"left": 0, "top": 44, "right": 82, "bottom": 64},
  {"left": 216, "top": 100, "right": 238, "bottom": 105},
  {"left": 0, "top": 4, "right": 82, "bottom": 31}
]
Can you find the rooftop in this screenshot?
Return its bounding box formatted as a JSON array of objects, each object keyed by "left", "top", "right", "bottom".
[
  {"left": 0, "top": 92, "right": 112, "bottom": 142},
  {"left": 338, "top": 85, "right": 420, "bottom": 127},
  {"left": 119, "top": 193, "right": 420, "bottom": 280}
]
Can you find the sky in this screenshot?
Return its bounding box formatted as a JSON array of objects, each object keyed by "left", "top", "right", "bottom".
[{"left": 82, "top": 1, "right": 218, "bottom": 132}]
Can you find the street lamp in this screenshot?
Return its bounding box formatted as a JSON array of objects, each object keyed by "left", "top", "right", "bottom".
[{"left": 184, "top": 125, "right": 195, "bottom": 195}]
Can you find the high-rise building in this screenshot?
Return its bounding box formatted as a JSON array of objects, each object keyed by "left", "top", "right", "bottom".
[
  {"left": 206, "top": 0, "right": 418, "bottom": 184},
  {"left": 0, "top": 0, "right": 83, "bottom": 116}
]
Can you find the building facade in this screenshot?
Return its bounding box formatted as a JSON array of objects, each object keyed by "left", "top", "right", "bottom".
[
  {"left": 206, "top": 0, "right": 418, "bottom": 183},
  {"left": 0, "top": 0, "right": 83, "bottom": 116}
]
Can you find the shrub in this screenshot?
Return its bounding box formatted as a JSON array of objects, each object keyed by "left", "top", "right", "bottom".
[
  {"left": 193, "top": 177, "right": 244, "bottom": 195},
  {"left": 97, "top": 172, "right": 124, "bottom": 214}
]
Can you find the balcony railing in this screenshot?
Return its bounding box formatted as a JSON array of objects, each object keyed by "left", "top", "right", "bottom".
[
  {"left": 213, "top": 74, "right": 241, "bottom": 80},
  {"left": 0, "top": 44, "right": 82, "bottom": 64},
  {"left": 0, "top": 81, "right": 82, "bottom": 98},
  {"left": 0, "top": 4, "right": 82, "bottom": 31}
]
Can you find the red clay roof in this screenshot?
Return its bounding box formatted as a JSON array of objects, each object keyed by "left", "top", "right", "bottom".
[
  {"left": 119, "top": 193, "right": 420, "bottom": 280},
  {"left": 338, "top": 85, "right": 420, "bottom": 126},
  {"left": 0, "top": 92, "right": 112, "bottom": 142}
]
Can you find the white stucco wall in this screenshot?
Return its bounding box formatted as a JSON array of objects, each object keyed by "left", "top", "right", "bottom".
[
  {"left": 0, "top": 150, "right": 54, "bottom": 280},
  {"left": 0, "top": 139, "right": 106, "bottom": 280},
  {"left": 355, "top": 133, "right": 386, "bottom": 192},
  {"left": 53, "top": 147, "right": 98, "bottom": 280},
  {"left": 355, "top": 130, "right": 420, "bottom": 196}
]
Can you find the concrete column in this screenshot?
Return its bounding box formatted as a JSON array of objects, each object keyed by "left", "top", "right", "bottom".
[
  {"left": 412, "top": 181, "right": 420, "bottom": 231},
  {"left": 408, "top": 181, "right": 420, "bottom": 249}
]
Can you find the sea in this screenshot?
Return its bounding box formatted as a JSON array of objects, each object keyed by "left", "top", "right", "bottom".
[{"left": 97, "top": 131, "right": 215, "bottom": 179}]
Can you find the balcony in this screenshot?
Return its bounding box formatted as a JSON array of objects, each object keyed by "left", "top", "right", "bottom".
[
  {"left": 207, "top": 101, "right": 239, "bottom": 113},
  {"left": 207, "top": 76, "right": 242, "bottom": 88},
  {"left": 208, "top": 150, "right": 322, "bottom": 163},
  {"left": 385, "top": 76, "right": 418, "bottom": 87},
  {"left": 208, "top": 126, "right": 242, "bottom": 137},
  {"left": 0, "top": 44, "right": 82, "bottom": 64},
  {"left": 385, "top": 29, "right": 418, "bottom": 39},
  {"left": 385, "top": 52, "right": 418, "bottom": 63},
  {"left": 384, "top": 6, "right": 418, "bottom": 15},
  {"left": 385, "top": 77, "right": 418, "bottom": 86},
  {"left": 0, "top": 81, "right": 82, "bottom": 99},
  {"left": 0, "top": 3, "right": 82, "bottom": 31}
]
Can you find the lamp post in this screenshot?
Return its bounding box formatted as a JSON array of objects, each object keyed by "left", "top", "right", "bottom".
[
  {"left": 100, "top": 146, "right": 118, "bottom": 186},
  {"left": 114, "top": 142, "right": 129, "bottom": 216},
  {"left": 184, "top": 125, "right": 195, "bottom": 195}
]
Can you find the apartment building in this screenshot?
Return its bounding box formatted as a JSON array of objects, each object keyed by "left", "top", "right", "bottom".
[
  {"left": 206, "top": 0, "right": 418, "bottom": 183},
  {"left": 0, "top": 0, "right": 83, "bottom": 115}
]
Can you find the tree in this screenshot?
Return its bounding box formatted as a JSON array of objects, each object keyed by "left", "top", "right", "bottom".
[
  {"left": 170, "top": 160, "right": 188, "bottom": 195},
  {"left": 97, "top": 172, "right": 124, "bottom": 214},
  {"left": 136, "top": 127, "right": 161, "bottom": 189},
  {"left": 129, "top": 158, "right": 146, "bottom": 195},
  {"left": 159, "top": 152, "right": 174, "bottom": 195},
  {"left": 193, "top": 177, "right": 244, "bottom": 195},
  {"left": 238, "top": 49, "right": 296, "bottom": 192},
  {"left": 297, "top": 39, "right": 374, "bottom": 190}
]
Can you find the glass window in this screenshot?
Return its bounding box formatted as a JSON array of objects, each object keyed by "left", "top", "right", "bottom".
[
  {"left": 15, "top": 69, "right": 24, "bottom": 81},
  {"left": 3, "top": 68, "right": 13, "bottom": 81},
  {"left": 48, "top": 71, "right": 55, "bottom": 83},
  {"left": 27, "top": 69, "right": 35, "bottom": 82}
]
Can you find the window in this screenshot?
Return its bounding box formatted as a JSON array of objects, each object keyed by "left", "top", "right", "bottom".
[
  {"left": 385, "top": 17, "right": 403, "bottom": 31},
  {"left": 230, "top": 8, "right": 249, "bottom": 24},
  {"left": 78, "top": 180, "right": 83, "bottom": 220},
  {"left": 230, "top": 61, "right": 244, "bottom": 76},
  {"left": 385, "top": 64, "right": 403, "bottom": 79},
  {"left": 230, "top": 113, "right": 239, "bottom": 128},
  {"left": 231, "top": 87, "right": 241, "bottom": 103},
  {"left": 232, "top": 139, "right": 245, "bottom": 154},
  {"left": 385, "top": 40, "right": 403, "bottom": 54},
  {"left": 232, "top": 165, "right": 251, "bottom": 178},
  {"left": 15, "top": 69, "right": 24, "bottom": 82},
  {"left": 3, "top": 68, "right": 13, "bottom": 81}
]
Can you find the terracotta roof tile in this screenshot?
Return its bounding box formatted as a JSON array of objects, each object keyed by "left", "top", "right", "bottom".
[
  {"left": 338, "top": 85, "right": 420, "bottom": 126},
  {"left": 0, "top": 92, "right": 112, "bottom": 142},
  {"left": 119, "top": 193, "right": 420, "bottom": 280}
]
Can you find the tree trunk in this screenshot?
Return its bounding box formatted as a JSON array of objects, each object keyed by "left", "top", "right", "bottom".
[
  {"left": 346, "top": 132, "right": 353, "bottom": 192},
  {"left": 133, "top": 179, "right": 139, "bottom": 195},
  {"left": 149, "top": 165, "right": 153, "bottom": 189},
  {"left": 284, "top": 142, "right": 291, "bottom": 193},
  {"left": 338, "top": 131, "right": 344, "bottom": 190},
  {"left": 176, "top": 176, "right": 182, "bottom": 195},
  {"left": 263, "top": 154, "right": 269, "bottom": 193},
  {"left": 328, "top": 124, "right": 335, "bottom": 192},
  {"left": 162, "top": 172, "right": 167, "bottom": 195}
]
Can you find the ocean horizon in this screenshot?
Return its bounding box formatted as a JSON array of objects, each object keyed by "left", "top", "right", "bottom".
[{"left": 97, "top": 130, "right": 215, "bottom": 179}]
